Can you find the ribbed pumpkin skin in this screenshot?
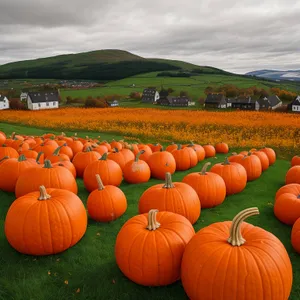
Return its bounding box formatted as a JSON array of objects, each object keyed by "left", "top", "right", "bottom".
[
  {"left": 210, "top": 162, "right": 247, "bottom": 195},
  {"left": 274, "top": 192, "right": 300, "bottom": 225},
  {"left": 275, "top": 183, "right": 300, "bottom": 200},
  {"left": 215, "top": 142, "right": 229, "bottom": 153},
  {"left": 115, "top": 211, "right": 195, "bottom": 286},
  {"left": 228, "top": 153, "right": 244, "bottom": 163},
  {"left": 53, "top": 161, "right": 77, "bottom": 178},
  {"left": 260, "top": 147, "right": 276, "bottom": 165},
  {"left": 181, "top": 221, "right": 293, "bottom": 300},
  {"left": 5, "top": 188, "right": 87, "bottom": 255},
  {"left": 286, "top": 166, "right": 300, "bottom": 184},
  {"left": 123, "top": 159, "right": 151, "bottom": 184},
  {"left": 172, "top": 147, "right": 198, "bottom": 171},
  {"left": 87, "top": 185, "right": 127, "bottom": 222},
  {"left": 72, "top": 150, "right": 101, "bottom": 177},
  {"left": 239, "top": 154, "right": 262, "bottom": 181},
  {"left": 138, "top": 182, "right": 200, "bottom": 224},
  {"left": 291, "top": 217, "right": 300, "bottom": 253},
  {"left": 15, "top": 166, "right": 78, "bottom": 198},
  {"left": 252, "top": 151, "right": 269, "bottom": 171},
  {"left": 0, "top": 146, "right": 19, "bottom": 160},
  {"left": 182, "top": 172, "right": 226, "bottom": 208},
  {"left": 203, "top": 145, "right": 216, "bottom": 157},
  {"left": 292, "top": 156, "right": 300, "bottom": 167},
  {"left": 190, "top": 145, "right": 205, "bottom": 161},
  {"left": 83, "top": 159, "right": 123, "bottom": 191}
]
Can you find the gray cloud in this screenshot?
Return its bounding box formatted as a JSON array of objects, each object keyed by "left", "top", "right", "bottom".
[{"left": 0, "top": 0, "right": 300, "bottom": 73}]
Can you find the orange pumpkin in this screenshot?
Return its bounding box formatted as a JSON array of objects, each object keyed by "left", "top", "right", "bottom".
[
  {"left": 292, "top": 155, "right": 300, "bottom": 167},
  {"left": 228, "top": 152, "right": 244, "bottom": 163},
  {"left": 182, "top": 162, "right": 226, "bottom": 208},
  {"left": 68, "top": 139, "right": 84, "bottom": 156},
  {"left": 33, "top": 140, "right": 58, "bottom": 158},
  {"left": 98, "top": 140, "right": 112, "bottom": 152},
  {"left": 252, "top": 150, "right": 269, "bottom": 171},
  {"left": 46, "top": 146, "right": 71, "bottom": 163},
  {"left": 147, "top": 151, "right": 176, "bottom": 180},
  {"left": 87, "top": 174, "right": 127, "bottom": 222},
  {"left": 58, "top": 143, "right": 74, "bottom": 160},
  {"left": 181, "top": 207, "right": 293, "bottom": 300},
  {"left": 115, "top": 209, "right": 195, "bottom": 286},
  {"left": 0, "top": 131, "right": 6, "bottom": 144},
  {"left": 238, "top": 152, "right": 262, "bottom": 181},
  {"left": 148, "top": 143, "right": 163, "bottom": 152},
  {"left": 15, "top": 160, "right": 78, "bottom": 198},
  {"left": 275, "top": 183, "right": 300, "bottom": 200},
  {"left": 138, "top": 172, "right": 200, "bottom": 224},
  {"left": 291, "top": 217, "right": 300, "bottom": 253},
  {"left": 92, "top": 145, "right": 108, "bottom": 156},
  {"left": 210, "top": 157, "right": 247, "bottom": 195},
  {"left": 203, "top": 144, "right": 216, "bottom": 158},
  {"left": 5, "top": 186, "right": 87, "bottom": 255},
  {"left": 0, "top": 145, "right": 19, "bottom": 160},
  {"left": 166, "top": 142, "right": 178, "bottom": 153},
  {"left": 110, "top": 139, "right": 123, "bottom": 151},
  {"left": 171, "top": 145, "right": 198, "bottom": 171},
  {"left": 260, "top": 147, "right": 276, "bottom": 165},
  {"left": 123, "top": 150, "right": 151, "bottom": 184},
  {"left": 215, "top": 142, "right": 229, "bottom": 154},
  {"left": 137, "top": 144, "right": 152, "bottom": 162},
  {"left": 83, "top": 153, "right": 123, "bottom": 191},
  {"left": 53, "top": 161, "right": 77, "bottom": 178},
  {"left": 286, "top": 166, "right": 300, "bottom": 184},
  {"left": 187, "top": 142, "right": 205, "bottom": 161},
  {"left": 108, "top": 148, "right": 135, "bottom": 170}
]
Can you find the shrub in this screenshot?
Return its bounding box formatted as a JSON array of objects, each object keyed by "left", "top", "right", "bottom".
[{"left": 9, "top": 99, "right": 26, "bottom": 110}]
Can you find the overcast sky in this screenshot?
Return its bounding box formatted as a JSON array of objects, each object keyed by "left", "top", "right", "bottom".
[{"left": 0, "top": 0, "right": 300, "bottom": 74}]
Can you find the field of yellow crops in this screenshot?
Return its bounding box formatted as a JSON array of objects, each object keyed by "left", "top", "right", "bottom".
[{"left": 0, "top": 108, "right": 299, "bottom": 148}]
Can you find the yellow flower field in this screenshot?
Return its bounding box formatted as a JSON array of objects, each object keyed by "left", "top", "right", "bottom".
[{"left": 0, "top": 108, "right": 299, "bottom": 148}]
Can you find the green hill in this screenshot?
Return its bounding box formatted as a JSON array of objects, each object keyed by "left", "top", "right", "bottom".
[{"left": 0, "top": 49, "right": 231, "bottom": 81}]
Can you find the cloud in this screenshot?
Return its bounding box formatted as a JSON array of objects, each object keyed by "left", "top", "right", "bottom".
[{"left": 0, "top": 0, "right": 300, "bottom": 73}]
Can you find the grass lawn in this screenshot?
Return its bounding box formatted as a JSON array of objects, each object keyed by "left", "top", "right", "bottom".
[{"left": 0, "top": 122, "right": 299, "bottom": 300}]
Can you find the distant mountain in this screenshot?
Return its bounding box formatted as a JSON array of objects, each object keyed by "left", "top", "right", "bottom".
[
  {"left": 0, "top": 49, "right": 229, "bottom": 81},
  {"left": 246, "top": 69, "right": 300, "bottom": 81}
]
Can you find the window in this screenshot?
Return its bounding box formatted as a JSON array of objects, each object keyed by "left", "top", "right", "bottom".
[
  {"left": 38, "top": 103, "right": 41, "bottom": 107},
  {"left": 53, "top": 102, "right": 56, "bottom": 105},
  {"left": 46, "top": 102, "right": 49, "bottom": 106}
]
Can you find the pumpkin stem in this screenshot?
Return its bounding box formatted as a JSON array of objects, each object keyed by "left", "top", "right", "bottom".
[
  {"left": 163, "top": 172, "right": 175, "bottom": 188},
  {"left": 135, "top": 150, "right": 145, "bottom": 162},
  {"left": 177, "top": 144, "right": 182, "bottom": 150},
  {"left": 85, "top": 146, "right": 92, "bottom": 152},
  {"left": 43, "top": 160, "right": 53, "bottom": 169},
  {"left": 146, "top": 209, "right": 161, "bottom": 231},
  {"left": 18, "top": 154, "right": 27, "bottom": 162},
  {"left": 298, "top": 195, "right": 300, "bottom": 199},
  {"left": 38, "top": 186, "right": 51, "bottom": 200},
  {"left": 113, "top": 147, "right": 119, "bottom": 153},
  {"left": 0, "top": 156, "right": 9, "bottom": 162},
  {"left": 227, "top": 207, "right": 259, "bottom": 246},
  {"left": 11, "top": 132, "right": 16, "bottom": 139},
  {"left": 95, "top": 174, "right": 105, "bottom": 190},
  {"left": 222, "top": 157, "right": 231, "bottom": 165},
  {"left": 190, "top": 140, "right": 194, "bottom": 145},
  {"left": 36, "top": 151, "right": 44, "bottom": 164},
  {"left": 53, "top": 146, "right": 63, "bottom": 156},
  {"left": 247, "top": 151, "right": 252, "bottom": 156},
  {"left": 100, "top": 153, "right": 108, "bottom": 160},
  {"left": 201, "top": 162, "right": 211, "bottom": 174},
  {"left": 231, "top": 152, "right": 238, "bottom": 155}
]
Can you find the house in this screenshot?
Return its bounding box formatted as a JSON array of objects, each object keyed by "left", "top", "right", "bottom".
[
  {"left": 231, "top": 96, "right": 256, "bottom": 110},
  {"left": 0, "top": 95, "right": 9, "bottom": 110},
  {"left": 20, "top": 92, "right": 28, "bottom": 102},
  {"left": 204, "top": 93, "right": 227, "bottom": 108},
  {"left": 256, "top": 95, "right": 282, "bottom": 111},
  {"left": 159, "top": 96, "right": 189, "bottom": 107},
  {"left": 141, "top": 88, "right": 160, "bottom": 103},
  {"left": 107, "top": 100, "right": 119, "bottom": 107},
  {"left": 26, "top": 91, "right": 59, "bottom": 110},
  {"left": 288, "top": 96, "right": 300, "bottom": 113}
]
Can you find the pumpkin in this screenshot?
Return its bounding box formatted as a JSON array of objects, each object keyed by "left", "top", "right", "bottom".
[
  {"left": 147, "top": 143, "right": 163, "bottom": 152},
  {"left": 123, "top": 150, "right": 151, "bottom": 184},
  {"left": 137, "top": 144, "right": 152, "bottom": 162},
  {"left": 15, "top": 160, "right": 78, "bottom": 198},
  {"left": 115, "top": 209, "right": 195, "bottom": 286},
  {"left": 215, "top": 142, "right": 229, "bottom": 153},
  {"left": 138, "top": 172, "right": 200, "bottom": 224},
  {"left": 286, "top": 166, "right": 300, "bottom": 184},
  {"left": 68, "top": 139, "right": 84, "bottom": 156},
  {"left": 124, "top": 143, "right": 139, "bottom": 156},
  {"left": 0, "top": 144, "right": 19, "bottom": 160},
  {"left": 171, "top": 144, "right": 198, "bottom": 171},
  {"left": 110, "top": 139, "right": 123, "bottom": 151},
  {"left": 181, "top": 207, "right": 293, "bottom": 300},
  {"left": 46, "top": 146, "right": 71, "bottom": 163},
  {"left": 291, "top": 217, "right": 300, "bottom": 253},
  {"left": 53, "top": 161, "right": 77, "bottom": 178},
  {"left": 72, "top": 147, "right": 101, "bottom": 177},
  {"left": 228, "top": 152, "right": 244, "bottom": 163},
  {"left": 260, "top": 147, "right": 276, "bottom": 165},
  {"left": 0, "top": 131, "right": 6, "bottom": 144},
  {"left": 15, "top": 141, "right": 30, "bottom": 153},
  {"left": 187, "top": 142, "right": 205, "bottom": 161},
  {"left": 182, "top": 162, "right": 226, "bottom": 208},
  {"left": 292, "top": 155, "right": 300, "bottom": 167},
  {"left": 274, "top": 188, "right": 300, "bottom": 225},
  {"left": 5, "top": 186, "right": 87, "bottom": 255},
  {"left": 91, "top": 144, "right": 108, "bottom": 156},
  {"left": 83, "top": 153, "right": 123, "bottom": 191},
  {"left": 99, "top": 140, "right": 112, "bottom": 152},
  {"left": 0, "top": 155, "right": 37, "bottom": 192},
  {"left": 252, "top": 150, "right": 269, "bottom": 171},
  {"left": 147, "top": 151, "right": 176, "bottom": 180},
  {"left": 166, "top": 142, "right": 178, "bottom": 153},
  {"left": 275, "top": 183, "right": 300, "bottom": 200},
  {"left": 87, "top": 174, "right": 127, "bottom": 222},
  {"left": 238, "top": 152, "right": 262, "bottom": 181},
  {"left": 203, "top": 144, "right": 216, "bottom": 158},
  {"left": 33, "top": 140, "right": 58, "bottom": 158},
  {"left": 58, "top": 143, "right": 74, "bottom": 160},
  {"left": 210, "top": 157, "right": 247, "bottom": 195},
  {"left": 108, "top": 148, "right": 135, "bottom": 170}
]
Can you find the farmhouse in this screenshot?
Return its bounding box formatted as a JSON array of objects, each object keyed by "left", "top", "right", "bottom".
[
  {"left": 288, "top": 96, "right": 300, "bottom": 113},
  {"left": 107, "top": 100, "right": 119, "bottom": 107},
  {"left": 231, "top": 96, "right": 256, "bottom": 110},
  {"left": 20, "top": 92, "right": 28, "bottom": 102},
  {"left": 141, "top": 88, "right": 160, "bottom": 103},
  {"left": 256, "top": 95, "right": 282, "bottom": 111},
  {"left": 0, "top": 95, "right": 9, "bottom": 110},
  {"left": 158, "top": 96, "right": 189, "bottom": 107},
  {"left": 204, "top": 93, "right": 227, "bottom": 108},
  {"left": 26, "top": 91, "right": 59, "bottom": 110}
]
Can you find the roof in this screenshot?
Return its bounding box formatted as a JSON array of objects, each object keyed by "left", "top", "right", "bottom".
[
  {"left": 28, "top": 91, "right": 59, "bottom": 103},
  {"left": 167, "top": 96, "right": 190, "bottom": 104},
  {"left": 257, "top": 97, "right": 271, "bottom": 108},
  {"left": 0, "top": 95, "right": 8, "bottom": 102},
  {"left": 142, "top": 88, "right": 158, "bottom": 102},
  {"left": 291, "top": 95, "right": 300, "bottom": 106},
  {"left": 232, "top": 96, "right": 256, "bottom": 104},
  {"left": 205, "top": 93, "right": 225, "bottom": 103},
  {"left": 267, "top": 95, "right": 281, "bottom": 107},
  {"left": 159, "top": 89, "right": 169, "bottom": 97}
]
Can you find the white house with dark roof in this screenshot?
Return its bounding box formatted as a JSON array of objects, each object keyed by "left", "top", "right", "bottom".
[
  {"left": 289, "top": 96, "right": 300, "bottom": 113},
  {"left": 0, "top": 95, "right": 9, "bottom": 110},
  {"left": 26, "top": 91, "right": 59, "bottom": 110},
  {"left": 141, "top": 88, "right": 160, "bottom": 103}
]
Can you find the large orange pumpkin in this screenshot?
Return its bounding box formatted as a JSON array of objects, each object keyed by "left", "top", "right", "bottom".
[
  {"left": 203, "top": 144, "right": 216, "bottom": 157},
  {"left": 215, "top": 142, "right": 229, "bottom": 154},
  {"left": 252, "top": 150, "right": 269, "bottom": 171},
  {"left": 138, "top": 172, "right": 200, "bottom": 224},
  {"left": 53, "top": 161, "right": 77, "bottom": 178},
  {"left": 260, "top": 147, "right": 276, "bottom": 165},
  {"left": 0, "top": 131, "right": 6, "bottom": 144},
  {"left": 238, "top": 152, "right": 262, "bottom": 181},
  {"left": 181, "top": 207, "right": 293, "bottom": 300},
  {"left": 228, "top": 152, "right": 244, "bottom": 163},
  {"left": 137, "top": 144, "right": 152, "bottom": 162},
  {"left": 286, "top": 166, "right": 300, "bottom": 184},
  {"left": 5, "top": 186, "right": 87, "bottom": 255},
  {"left": 182, "top": 162, "right": 226, "bottom": 208},
  {"left": 115, "top": 209, "right": 195, "bottom": 286},
  {"left": 275, "top": 183, "right": 300, "bottom": 200},
  {"left": 210, "top": 157, "right": 247, "bottom": 195},
  {"left": 15, "top": 160, "right": 78, "bottom": 198},
  {"left": 0, "top": 145, "right": 19, "bottom": 160},
  {"left": 46, "top": 146, "right": 71, "bottom": 163},
  {"left": 87, "top": 174, "right": 127, "bottom": 222},
  {"left": 108, "top": 148, "right": 135, "bottom": 170},
  {"left": 291, "top": 217, "right": 300, "bottom": 253},
  {"left": 147, "top": 151, "right": 176, "bottom": 180},
  {"left": 187, "top": 142, "right": 205, "bottom": 161},
  {"left": 171, "top": 145, "right": 198, "bottom": 171},
  {"left": 292, "top": 156, "right": 300, "bottom": 167}
]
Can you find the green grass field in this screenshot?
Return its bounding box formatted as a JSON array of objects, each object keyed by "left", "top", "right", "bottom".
[{"left": 0, "top": 122, "right": 299, "bottom": 300}]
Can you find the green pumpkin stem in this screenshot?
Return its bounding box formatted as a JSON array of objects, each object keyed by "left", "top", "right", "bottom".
[
  {"left": 43, "top": 160, "right": 53, "bottom": 168},
  {"left": 53, "top": 146, "right": 63, "bottom": 156},
  {"left": 85, "top": 146, "right": 92, "bottom": 152},
  {"left": 100, "top": 153, "right": 108, "bottom": 160},
  {"left": 36, "top": 151, "right": 44, "bottom": 164},
  {"left": 201, "top": 162, "right": 211, "bottom": 174},
  {"left": 113, "top": 147, "right": 119, "bottom": 153},
  {"left": 163, "top": 172, "right": 175, "bottom": 188},
  {"left": 135, "top": 150, "right": 145, "bottom": 162},
  {"left": 222, "top": 157, "right": 231, "bottom": 165},
  {"left": 0, "top": 156, "right": 9, "bottom": 162},
  {"left": 227, "top": 207, "right": 259, "bottom": 246},
  {"left": 18, "top": 154, "right": 27, "bottom": 162},
  {"left": 38, "top": 186, "right": 51, "bottom": 200},
  {"left": 146, "top": 209, "right": 161, "bottom": 231},
  {"left": 177, "top": 144, "right": 182, "bottom": 150},
  {"left": 95, "top": 174, "right": 105, "bottom": 190}
]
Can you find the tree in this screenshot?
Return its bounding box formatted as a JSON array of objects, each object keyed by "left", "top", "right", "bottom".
[
  {"left": 180, "top": 91, "right": 189, "bottom": 97},
  {"left": 204, "top": 86, "right": 214, "bottom": 95},
  {"left": 167, "top": 87, "right": 174, "bottom": 94}
]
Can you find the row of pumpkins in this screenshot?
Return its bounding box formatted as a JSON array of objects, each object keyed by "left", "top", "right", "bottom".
[{"left": 0, "top": 130, "right": 296, "bottom": 299}]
